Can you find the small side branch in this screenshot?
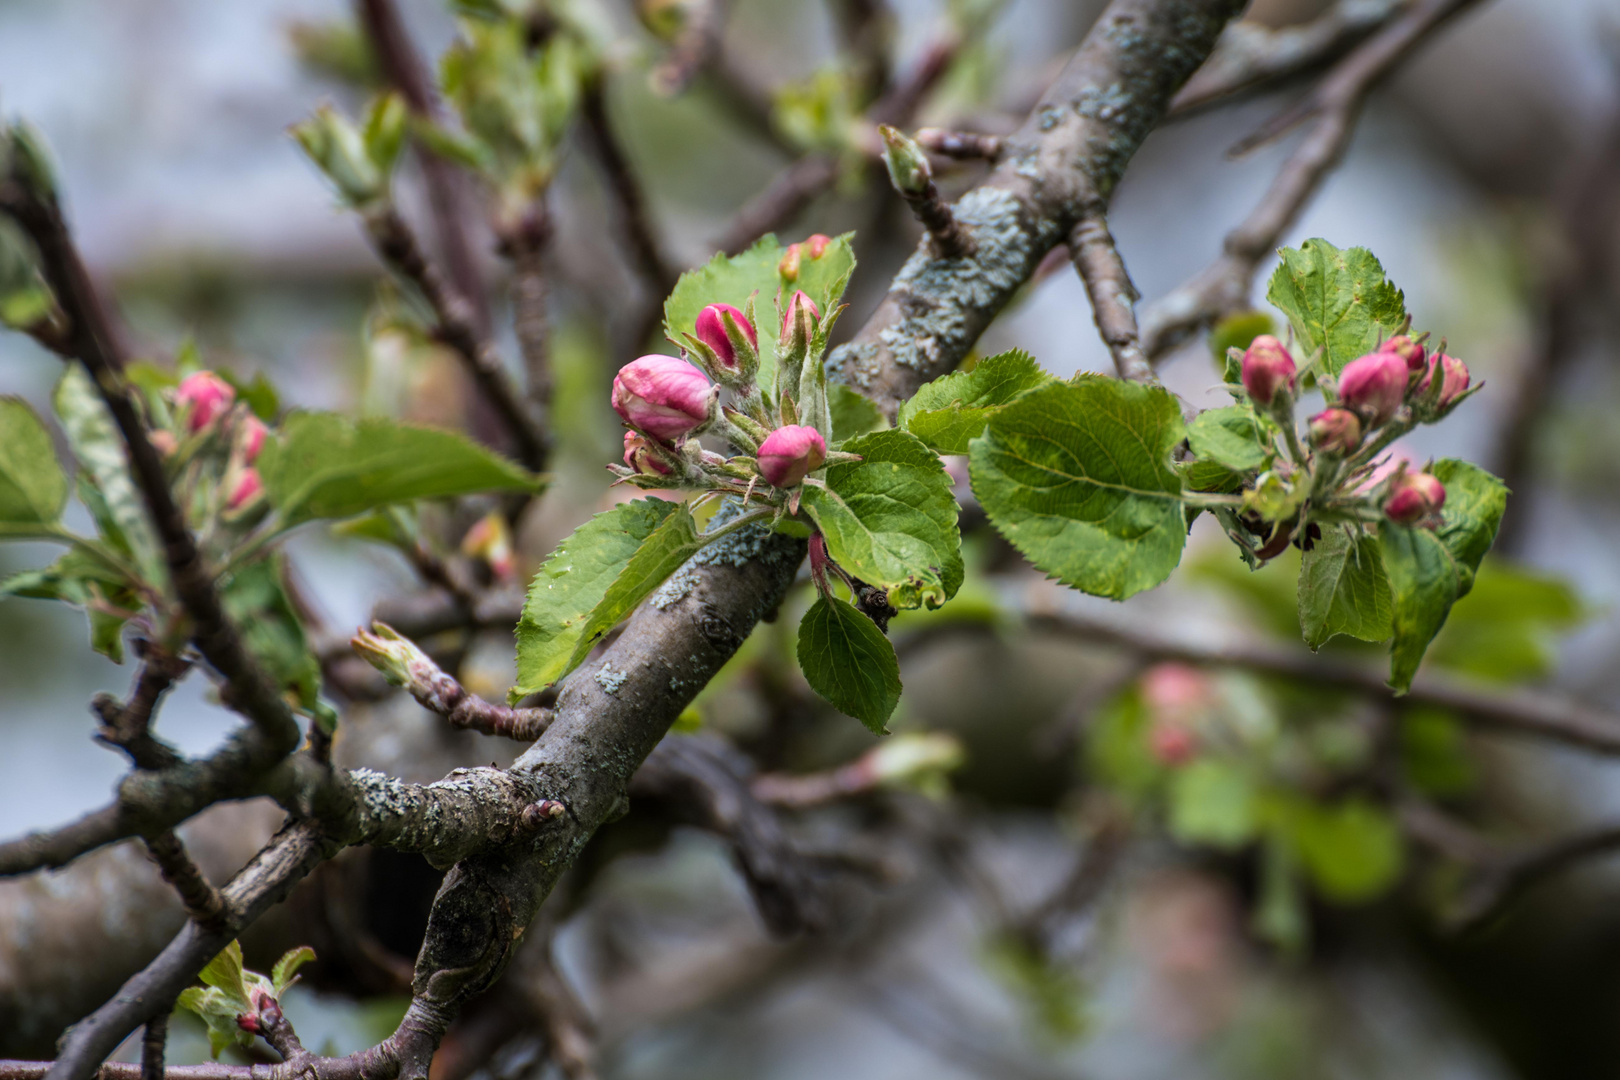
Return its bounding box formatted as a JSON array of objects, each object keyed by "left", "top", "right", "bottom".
[
  {"left": 1068, "top": 209, "right": 1154, "bottom": 383},
  {"left": 1139, "top": 0, "right": 1486, "bottom": 360},
  {"left": 365, "top": 206, "right": 548, "bottom": 470},
  {"left": 92, "top": 644, "right": 190, "bottom": 771},
  {"left": 350, "top": 623, "right": 554, "bottom": 741},
  {"left": 143, "top": 830, "right": 229, "bottom": 933},
  {"left": 914, "top": 128, "right": 1003, "bottom": 162},
  {"left": 880, "top": 126, "right": 974, "bottom": 260}
]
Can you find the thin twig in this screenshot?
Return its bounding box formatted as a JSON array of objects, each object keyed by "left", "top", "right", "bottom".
[
  {"left": 143, "top": 830, "right": 229, "bottom": 934},
  {"left": 1027, "top": 608, "right": 1620, "bottom": 756},
  {"left": 365, "top": 206, "right": 548, "bottom": 470},
  {"left": 351, "top": 623, "right": 554, "bottom": 741},
  {"left": 1139, "top": 0, "right": 1487, "bottom": 360},
  {"left": 91, "top": 643, "right": 190, "bottom": 771},
  {"left": 139, "top": 1012, "right": 168, "bottom": 1080},
  {"left": 914, "top": 128, "right": 1004, "bottom": 161},
  {"left": 1167, "top": 0, "right": 1409, "bottom": 117},
  {"left": 651, "top": 0, "right": 727, "bottom": 96},
  {"left": 1068, "top": 207, "right": 1154, "bottom": 382}
]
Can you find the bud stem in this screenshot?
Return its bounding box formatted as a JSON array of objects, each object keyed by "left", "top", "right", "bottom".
[{"left": 878, "top": 125, "right": 974, "bottom": 260}]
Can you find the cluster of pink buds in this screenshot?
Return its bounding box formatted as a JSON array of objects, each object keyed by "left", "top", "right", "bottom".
[
  {"left": 1334, "top": 333, "right": 1473, "bottom": 435},
  {"left": 171, "top": 369, "right": 272, "bottom": 520},
  {"left": 607, "top": 238, "right": 859, "bottom": 510}
]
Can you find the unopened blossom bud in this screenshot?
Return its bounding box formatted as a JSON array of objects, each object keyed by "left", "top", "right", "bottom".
[
  {"left": 611, "top": 355, "right": 713, "bottom": 441},
  {"left": 175, "top": 371, "right": 235, "bottom": 433},
  {"left": 1308, "top": 407, "right": 1362, "bottom": 456},
  {"left": 757, "top": 424, "right": 826, "bottom": 487},
  {"left": 226, "top": 468, "right": 263, "bottom": 512},
  {"left": 693, "top": 302, "right": 756, "bottom": 371},
  {"left": 778, "top": 244, "right": 802, "bottom": 282},
  {"left": 1337, "top": 350, "right": 1409, "bottom": 427},
  {"left": 460, "top": 511, "right": 516, "bottom": 581},
  {"left": 781, "top": 290, "right": 820, "bottom": 338},
  {"left": 1418, "top": 353, "right": 1470, "bottom": 408},
  {"left": 238, "top": 416, "right": 268, "bottom": 464},
  {"left": 1240, "top": 335, "right": 1295, "bottom": 406},
  {"left": 1150, "top": 720, "right": 1199, "bottom": 767},
  {"left": 1380, "top": 334, "right": 1426, "bottom": 372},
  {"left": 1384, "top": 471, "right": 1446, "bottom": 525},
  {"left": 805, "top": 233, "right": 831, "bottom": 259},
  {"left": 622, "top": 431, "right": 673, "bottom": 476}
]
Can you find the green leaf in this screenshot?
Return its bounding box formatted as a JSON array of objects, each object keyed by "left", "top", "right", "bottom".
[
  {"left": 801, "top": 429, "right": 963, "bottom": 611},
  {"left": 259, "top": 412, "right": 540, "bottom": 525},
  {"left": 219, "top": 556, "right": 325, "bottom": 720},
  {"left": 1186, "top": 405, "right": 1269, "bottom": 473},
  {"left": 555, "top": 502, "right": 706, "bottom": 680},
  {"left": 969, "top": 377, "right": 1187, "bottom": 601},
  {"left": 177, "top": 985, "right": 253, "bottom": 1058},
  {"left": 796, "top": 594, "right": 902, "bottom": 733},
  {"left": 53, "top": 368, "right": 166, "bottom": 587},
  {"left": 271, "top": 945, "right": 316, "bottom": 995},
  {"left": 829, "top": 384, "right": 884, "bottom": 444},
  {"left": 1265, "top": 238, "right": 1406, "bottom": 376},
  {"left": 199, "top": 940, "right": 250, "bottom": 1007},
  {"left": 1297, "top": 528, "right": 1391, "bottom": 649},
  {"left": 1380, "top": 460, "right": 1506, "bottom": 691},
  {"left": 662, "top": 233, "right": 855, "bottom": 395},
  {"left": 512, "top": 499, "right": 683, "bottom": 699},
  {"left": 1428, "top": 560, "right": 1582, "bottom": 683},
  {"left": 1, "top": 548, "right": 140, "bottom": 662},
  {"left": 0, "top": 397, "right": 66, "bottom": 525},
  {"left": 897, "top": 350, "right": 1052, "bottom": 454},
  {"left": 1207, "top": 310, "right": 1274, "bottom": 363},
  {"left": 216, "top": 370, "right": 279, "bottom": 421},
  {"left": 1167, "top": 758, "right": 1260, "bottom": 850},
  {"left": 1283, "top": 797, "right": 1403, "bottom": 903}
]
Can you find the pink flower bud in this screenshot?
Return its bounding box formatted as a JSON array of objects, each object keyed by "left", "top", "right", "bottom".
[
  {"left": 804, "top": 233, "right": 831, "bottom": 259},
  {"left": 778, "top": 244, "right": 802, "bottom": 281},
  {"left": 1418, "top": 353, "right": 1470, "bottom": 408},
  {"left": 1240, "top": 335, "right": 1295, "bottom": 406},
  {"left": 238, "top": 416, "right": 268, "bottom": 464},
  {"left": 611, "top": 355, "right": 713, "bottom": 441},
  {"left": 226, "top": 468, "right": 263, "bottom": 512},
  {"left": 1384, "top": 471, "right": 1445, "bottom": 525},
  {"left": 1308, "top": 407, "right": 1362, "bottom": 455},
  {"left": 1142, "top": 663, "right": 1212, "bottom": 719},
  {"left": 1337, "top": 351, "right": 1409, "bottom": 427},
  {"left": 757, "top": 424, "right": 826, "bottom": 488},
  {"left": 1150, "top": 720, "right": 1199, "bottom": 767},
  {"left": 622, "top": 431, "right": 673, "bottom": 476},
  {"left": 1380, "top": 334, "right": 1426, "bottom": 372},
  {"left": 694, "top": 303, "right": 756, "bottom": 370},
  {"left": 781, "top": 290, "right": 820, "bottom": 337},
  {"left": 175, "top": 371, "right": 235, "bottom": 433},
  {"left": 460, "top": 512, "right": 516, "bottom": 581}
]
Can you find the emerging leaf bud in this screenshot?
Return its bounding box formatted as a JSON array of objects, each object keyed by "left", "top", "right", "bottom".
[
  {"left": 611, "top": 355, "right": 714, "bottom": 441},
  {"left": 1337, "top": 351, "right": 1409, "bottom": 427},
  {"left": 176, "top": 371, "right": 236, "bottom": 433},
  {"left": 693, "top": 301, "right": 757, "bottom": 377},
  {"left": 622, "top": 431, "right": 674, "bottom": 476},
  {"left": 1383, "top": 471, "right": 1446, "bottom": 526},
  {"left": 226, "top": 468, "right": 264, "bottom": 512},
  {"left": 1308, "top": 407, "right": 1362, "bottom": 456},
  {"left": 756, "top": 424, "right": 826, "bottom": 488},
  {"left": 1240, "top": 335, "right": 1296, "bottom": 406},
  {"left": 1380, "top": 334, "right": 1426, "bottom": 372},
  {"left": 879, "top": 124, "right": 932, "bottom": 195},
  {"left": 350, "top": 621, "right": 438, "bottom": 690},
  {"left": 238, "top": 416, "right": 268, "bottom": 464},
  {"left": 1418, "top": 352, "right": 1470, "bottom": 408}
]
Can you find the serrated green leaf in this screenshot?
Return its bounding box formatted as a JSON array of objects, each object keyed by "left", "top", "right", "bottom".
[
  {"left": 271, "top": 945, "right": 316, "bottom": 995},
  {"left": 897, "top": 350, "right": 1052, "bottom": 454},
  {"left": 829, "top": 384, "right": 883, "bottom": 444},
  {"left": 1283, "top": 797, "right": 1403, "bottom": 903},
  {"left": 557, "top": 502, "right": 705, "bottom": 678},
  {"left": 1265, "top": 238, "right": 1406, "bottom": 376},
  {"left": 796, "top": 594, "right": 901, "bottom": 733},
  {"left": 259, "top": 412, "right": 540, "bottom": 525},
  {"left": 220, "top": 555, "right": 326, "bottom": 720},
  {"left": 801, "top": 429, "right": 962, "bottom": 611},
  {"left": 662, "top": 233, "right": 855, "bottom": 395},
  {"left": 970, "top": 377, "right": 1187, "bottom": 601},
  {"left": 1, "top": 548, "right": 140, "bottom": 661},
  {"left": 1167, "top": 758, "right": 1259, "bottom": 849},
  {"left": 1186, "top": 405, "right": 1268, "bottom": 473},
  {"left": 0, "top": 397, "right": 66, "bottom": 525},
  {"left": 1298, "top": 528, "right": 1391, "bottom": 649},
  {"left": 199, "top": 940, "right": 250, "bottom": 1007},
  {"left": 177, "top": 985, "right": 251, "bottom": 1058},
  {"left": 1381, "top": 460, "right": 1506, "bottom": 691},
  {"left": 512, "top": 499, "right": 682, "bottom": 699},
  {"left": 53, "top": 367, "right": 166, "bottom": 587}
]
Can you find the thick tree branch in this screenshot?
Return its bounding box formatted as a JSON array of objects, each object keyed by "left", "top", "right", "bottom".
[
  {"left": 829, "top": 0, "right": 1247, "bottom": 420},
  {"left": 1138, "top": 0, "right": 1486, "bottom": 360}
]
